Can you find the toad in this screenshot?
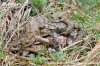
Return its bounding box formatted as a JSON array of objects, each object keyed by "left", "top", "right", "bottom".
[{"left": 51, "top": 11, "right": 76, "bottom": 35}]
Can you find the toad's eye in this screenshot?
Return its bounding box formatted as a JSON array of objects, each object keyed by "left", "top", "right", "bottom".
[
  {"left": 58, "top": 17, "right": 62, "bottom": 20},
  {"left": 50, "top": 12, "right": 53, "bottom": 15}
]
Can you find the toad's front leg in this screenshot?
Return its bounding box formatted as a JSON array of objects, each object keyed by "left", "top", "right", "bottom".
[{"left": 34, "top": 35, "right": 49, "bottom": 43}]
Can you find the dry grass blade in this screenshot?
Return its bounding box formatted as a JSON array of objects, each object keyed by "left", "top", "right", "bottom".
[
  {"left": 62, "top": 34, "right": 92, "bottom": 51},
  {"left": 85, "top": 39, "right": 100, "bottom": 63}
]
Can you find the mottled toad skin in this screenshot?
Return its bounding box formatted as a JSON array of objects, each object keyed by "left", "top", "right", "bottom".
[{"left": 26, "top": 11, "right": 81, "bottom": 50}]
